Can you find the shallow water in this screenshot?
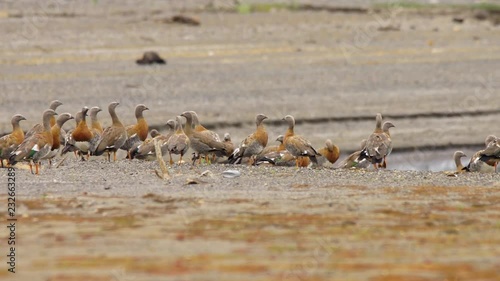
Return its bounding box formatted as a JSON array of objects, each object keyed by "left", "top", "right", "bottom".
[{"left": 384, "top": 147, "right": 483, "bottom": 172}]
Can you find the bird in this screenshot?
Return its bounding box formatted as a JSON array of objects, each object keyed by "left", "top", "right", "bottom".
[
  {"left": 228, "top": 114, "right": 268, "bottom": 165},
  {"left": 88, "top": 106, "right": 103, "bottom": 134},
  {"left": 221, "top": 133, "right": 235, "bottom": 157},
  {"left": 477, "top": 135, "right": 500, "bottom": 172},
  {"left": 121, "top": 104, "right": 149, "bottom": 158},
  {"left": 88, "top": 106, "right": 104, "bottom": 154},
  {"left": 25, "top": 100, "right": 63, "bottom": 139},
  {"left": 9, "top": 109, "right": 57, "bottom": 175},
  {"left": 0, "top": 114, "right": 27, "bottom": 168},
  {"left": 166, "top": 116, "right": 190, "bottom": 165},
  {"left": 41, "top": 113, "right": 74, "bottom": 166},
  {"left": 92, "top": 102, "right": 128, "bottom": 162},
  {"left": 338, "top": 139, "right": 370, "bottom": 169},
  {"left": 136, "top": 51, "right": 166, "bottom": 65},
  {"left": 180, "top": 111, "right": 226, "bottom": 164},
  {"left": 359, "top": 114, "right": 395, "bottom": 169},
  {"left": 62, "top": 107, "right": 93, "bottom": 160},
  {"left": 256, "top": 135, "right": 305, "bottom": 166},
  {"left": 190, "top": 111, "right": 224, "bottom": 162},
  {"left": 130, "top": 119, "right": 176, "bottom": 160},
  {"left": 464, "top": 135, "right": 498, "bottom": 173},
  {"left": 453, "top": 151, "right": 467, "bottom": 173},
  {"left": 317, "top": 139, "right": 340, "bottom": 166},
  {"left": 281, "top": 115, "right": 320, "bottom": 168}
]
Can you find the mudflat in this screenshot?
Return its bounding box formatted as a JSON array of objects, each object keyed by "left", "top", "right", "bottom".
[{"left": 0, "top": 1, "right": 499, "bottom": 280}]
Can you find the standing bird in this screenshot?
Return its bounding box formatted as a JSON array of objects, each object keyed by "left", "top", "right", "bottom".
[
  {"left": 464, "top": 135, "right": 498, "bottom": 173},
  {"left": 181, "top": 111, "right": 226, "bottom": 164},
  {"left": 9, "top": 110, "right": 57, "bottom": 174},
  {"left": 281, "top": 115, "right": 319, "bottom": 167},
  {"left": 62, "top": 107, "right": 93, "bottom": 160},
  {"left": 166, "top": 116, "right": 190, "bottom": 165},
  {"left": 0, "top": 114, "right": 27, "bottom": 168},
  {"left": 338, "top": 139, "right": 370, "bottom": 169},
  {"left": 88, "top": 106, "right": 103, "bottom": 134},
  {"left": 228, "top": 114, "right": 268, "bottom": 165},
  {"left": 25, "top": 100, "right": 63, "bottom": 138},
  {"left": 453, "top": 151, "right": 467, "bottom": 173},
  {"left": 88, "top": 106, "right": 104, "bottom": 154},
  {"left": 42, "top": 113, "right": 74, "bottom": 166},
  {"left": 92, "top": 102, "right": 127, "bottom": 162},
  {"left": 359, "top": 114, "right": 395, "bottom": 169},
  {"left": 317, "top": 139, "right": 341, "bottom": 166},
  {"left": 121, "top": 104, "right": 149, "bottom": 158}
]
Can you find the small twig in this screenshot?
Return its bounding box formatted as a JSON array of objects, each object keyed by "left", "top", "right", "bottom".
[
  {"left": 55, "top": 155, "right": 69, "bottom": 168},
  {"left": 154, "top": 139, "right": 171, "bottom": 180}
]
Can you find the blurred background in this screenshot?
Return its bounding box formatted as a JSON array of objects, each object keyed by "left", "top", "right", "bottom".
[{"left": 0, "top": 0, "right": 499, "bottom": 171}]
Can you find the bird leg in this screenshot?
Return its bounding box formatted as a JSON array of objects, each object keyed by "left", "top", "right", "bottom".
[
  {"left": 113, "top": 151, "right": 117, "bottom": 162},
  {"left": 49, "top": 159, "right": 52, "bottom": 167},
  {"left": 35, "top": 162, "right": 40, "bottom": 175},
  {"left": 169, "top": 152, "right": 173, "bottom": 165},
  {"left": 1, "top": 159, "right": 4, "bottom": 168},
  {"left": 373, "top": 163, "right": 378, "bottom": 170},
  {"left": 29, "top": 161, "right": 34, "bottom": 174},
  {"left": 179, "top": 154, "right": 183, "bottom": 165},
  {"left": 382, "top": 157, "right": 387, "bottom": 169}
]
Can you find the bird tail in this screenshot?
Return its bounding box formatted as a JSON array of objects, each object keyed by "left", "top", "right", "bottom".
[
  {"left": 227, "top": 148, "right": 242, "bottom": 164},
  {"left": 309, "top": 155, "right": 318, "bottom": 165},
  {"left": 61, "top": 144, "right": 75, "bottom": 155}
]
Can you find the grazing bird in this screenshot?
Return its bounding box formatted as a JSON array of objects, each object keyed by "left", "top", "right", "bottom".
[
  {"left": 130, "top": 129, "right": 163, "bottom": 160},
  {"left": 0, "top": 114, "right": 27, "bottom": 168},
  {"left": 130, "top": 119, "right": 176, "bottom": 160},
  {"left": 228, "top": 114, "right": 268, "bottom": 165},
  {"left": 42, "top": 113, "right": 74, "bottom": 166},
  {"left": 136, "top": 51, "right": 166, "bottom": 65},
  {"left": 281, "top": 115, "right": 319, "bottom": 167},
  {"left": 359, "top": 114, "right": 395, "bottom": 169},
  {"left": 92, "top": 102, "right": 128, "bottom": 162},
  {"left": 9, "top": 110, "right": 57, "bottom": 175},
  {"left": 453, "top": 151, "right": 467, "bottom": 173},
  {"left": 181, "top": 111, "right": 225, "bottom": 164},
  {"left": 257, "top": 135, "right": 306, "bottom": 167},
  {"left": 317, "top": 139, "right": 340, "bottom": 166},
  {"left": 338, "top": 139, "right": 370, "bottom": 169},
  {"left": 464, "top": 135, "right": 498, "bottom": 173},
  {"left": 166, "top": 116, "right": 190, "bottom": 165},
  {"left": 121, "top": 104, "right": 149, "bottom": 158},
  {"left": 62, "top": 107, "right": 93, "bottom": 160},
  {"left": 25, "top": 100, "right": 63, "bottom": 139}
]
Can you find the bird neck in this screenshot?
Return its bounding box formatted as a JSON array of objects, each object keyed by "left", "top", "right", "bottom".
[
  {"left": 51, "top": 125, "right": 61, "bottom": 149},
  {"left": 285, "top": 127, "right": 294, "bottom": 139},
  {"left": 183, "top": 117, "right": 193, "bottom": 134},
  {"left": 136, "top": 118, "right": 149, "bottom": 141},
  {"left": 454, "top": 155, "right": 464, "bottom": 171},
  {"left": 110, "top": 110, "right": 123, "bottom": 127},
  {"left": 49, "top": 116, "right": 56, "bottom": 127},
  {"left": 92, "top": 120, "right": 103, "bottom": 133},
  {"left": 11, "top": 122, "right": 24, "bottom": 141}
]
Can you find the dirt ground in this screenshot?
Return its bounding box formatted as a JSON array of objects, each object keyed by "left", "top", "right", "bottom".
[{"left": 1, "top": 1, "right": 500, "bottom": 280}]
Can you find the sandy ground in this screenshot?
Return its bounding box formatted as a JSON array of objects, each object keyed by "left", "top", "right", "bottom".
[{"left": 1, "top": 1, "right": 500, "bottom": 280}]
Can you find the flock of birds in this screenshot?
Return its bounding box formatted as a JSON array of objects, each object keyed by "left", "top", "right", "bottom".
[{"left": 0, "top": 100, "right": 499, "bottom": 175}]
